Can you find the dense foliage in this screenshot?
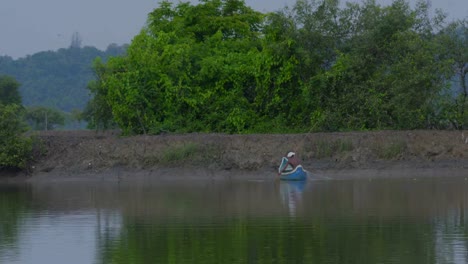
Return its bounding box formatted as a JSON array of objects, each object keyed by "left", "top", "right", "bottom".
[
  {"left": 0, "top": 77, "right": 32, "bottom": 169},
  {"left": 86, "top": 0, "right": 269, "bottom": 133},
  {"left": 436, "top": 19, "right": 468, "bottom": 129},
  {"left": 84, "top": 0, "right": 467, "bottom": 134}
]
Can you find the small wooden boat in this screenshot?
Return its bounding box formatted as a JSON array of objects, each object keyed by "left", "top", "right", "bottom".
[{"left": 278, "top": 157, "right": 307, "bottom": 181}]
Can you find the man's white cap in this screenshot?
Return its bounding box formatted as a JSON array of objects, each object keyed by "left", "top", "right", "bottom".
[{"left": 287, "top": 152, "right": 295, "bottom": 158}]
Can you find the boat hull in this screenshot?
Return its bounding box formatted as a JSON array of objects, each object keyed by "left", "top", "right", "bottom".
[{"left": 280, "top": 165, "right": 307, "bottom": 181}]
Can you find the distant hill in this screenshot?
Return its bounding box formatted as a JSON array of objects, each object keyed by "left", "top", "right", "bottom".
[{"left": 0, "top": 44, "right": 127, "bottom": 112}]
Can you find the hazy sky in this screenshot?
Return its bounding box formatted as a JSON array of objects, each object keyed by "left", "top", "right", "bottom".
[{"left": 1, "top": 0, "right": 466, "bottom": 59}]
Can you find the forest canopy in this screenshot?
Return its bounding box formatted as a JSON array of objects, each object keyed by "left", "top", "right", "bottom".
[
  {"left": 0, "top": 44, "right": 127, "bottom": 113},
  {"left": 82, "top": 0, "right": 467, "bottom": 134}
]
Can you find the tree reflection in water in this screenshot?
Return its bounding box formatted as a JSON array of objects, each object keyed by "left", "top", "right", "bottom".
[
  {"left": 0, "top": 184, "right": 31, "bottom": 261},
  {"left": 2, "top": 177, "right": 468, "bottom": 264}
]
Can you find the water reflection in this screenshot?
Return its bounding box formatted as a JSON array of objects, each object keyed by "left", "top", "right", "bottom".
[
  {"left": 434, "top": 204, "right": 468, "bottom": 264},
  {"left": 279, "top": 181, "right": 306, "bottom": 217},
  {"left": 1, "top": 177, "right": 468, "bottom": 263},
  {"left": 0, "top": 184, "right": 31, "bottom": 261}
]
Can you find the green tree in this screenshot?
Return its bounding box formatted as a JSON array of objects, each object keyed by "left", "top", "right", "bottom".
[
  {"left": 85, "top": 0, "right": 460, "bottom": 133},
  {"left": 0, "top": 104, "right": 32, "bottom": 169},
  {"left": 0, "top": 75, "right": 21, "bottom": 105},
  {"left": 87, "top": 0, "right": 266, "bottom": 134},
  {"left": 308, "top": 0, "right": 452, "bottom": 130},
  {"left": 25, "top": 106, "right": 65, "bottom": 131},
  {"left": 263, "top": 0, "right": 345, "bottom": 130},
  {"left": 437, "top": 19, "right": 468, "bottom": 129},
  {"left": 83, "top": 58, "right": 118, "bottom": 130}
]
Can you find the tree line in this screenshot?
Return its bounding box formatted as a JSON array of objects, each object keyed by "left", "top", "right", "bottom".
[
  {"left": 0, "top": 75, "right": 76, "bottom": 169},
  {"left": 0, "top": 43, "right": 127, "bottom": 129},
  {"left": 85, "top": 0, "right": 467, "bottom": 134},
  {"left": 0, "top": 42, "right": 126, "bottom": 169},
  {"left": 1, "top": 0, "right": 467, "bottom": 169}
]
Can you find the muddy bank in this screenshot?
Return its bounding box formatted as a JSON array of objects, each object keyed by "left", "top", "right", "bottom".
[{"left": 3, "top": 130, "right": 468, "bottom": 182}]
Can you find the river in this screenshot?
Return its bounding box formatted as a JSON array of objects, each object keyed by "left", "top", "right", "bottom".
[{"left": 1, "top": 175, "right": 468, "bottom": 264}]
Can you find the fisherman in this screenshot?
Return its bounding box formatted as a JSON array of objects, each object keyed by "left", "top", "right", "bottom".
[{"left": 278, "top": 151, "right": 302, "bottom": 175}]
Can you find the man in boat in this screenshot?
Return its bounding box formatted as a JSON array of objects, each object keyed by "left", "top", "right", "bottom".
[{"left": 278, "top": 151, "right": 302, "bottom": 176}]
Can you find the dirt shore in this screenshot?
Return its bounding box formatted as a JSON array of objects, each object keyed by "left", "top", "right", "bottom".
[{"left": 2, "top": 130, "right": 468, "bottom": 182}]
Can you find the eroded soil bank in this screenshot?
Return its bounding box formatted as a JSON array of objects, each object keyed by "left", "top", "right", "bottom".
[{"left": 3, "top": 130, "right": 468, "bottom": 182}]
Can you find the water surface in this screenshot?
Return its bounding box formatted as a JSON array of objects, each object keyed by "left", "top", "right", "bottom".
[{"left": 1, "top": 176, "right": 468, "bottom": 264}]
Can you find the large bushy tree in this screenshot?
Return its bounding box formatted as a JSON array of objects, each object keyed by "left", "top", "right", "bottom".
[
  {"left": 307, "top": 0, "right": 452, "bottom": 130},
  {"left": 88, "top": 0, "right": 269, "bottom": 134},
  {"left": 86, "top": 0, "right": 464, "bottom": 134}
]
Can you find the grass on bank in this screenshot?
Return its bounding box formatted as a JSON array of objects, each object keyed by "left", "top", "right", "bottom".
[
  {"left": 303, "top": 137, "right": 408, "bottom": 160},
  {"left": 374, "top": 140, "right": 407, "bottom": 160},
  {"left": 161, "top": 143, "right": 199, "bottom": 163},
  {"left": 305, "top": 139, "right": 354, "bottom": 159},
  {"left": 143, "top": 142, "right": 222, "bottom": 167}
]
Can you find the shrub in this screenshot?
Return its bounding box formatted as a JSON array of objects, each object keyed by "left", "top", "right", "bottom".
[{"left": 0, "top": 104, "right": 32, "bottom": 169}]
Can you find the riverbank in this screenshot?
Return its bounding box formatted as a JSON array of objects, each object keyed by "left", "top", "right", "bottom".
[{"left": 2, "top": 130, "right": 468, "bottom": 182}]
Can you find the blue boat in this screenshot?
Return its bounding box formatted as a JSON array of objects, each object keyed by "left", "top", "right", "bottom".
[{"left": 278, "top": 157, "right": 308, "bottom": 181}]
